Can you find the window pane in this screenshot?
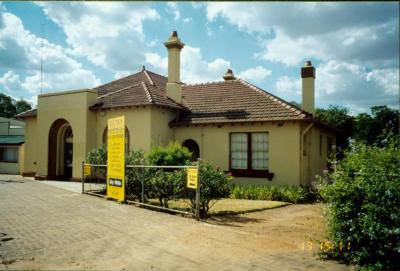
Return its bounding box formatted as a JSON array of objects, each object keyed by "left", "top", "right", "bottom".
[
  {"left": 231, "top": 133, "right": 248, "bottom": 169},
  {"left": 0, "top": 147, "right": 18, "bottom": 162},
  {"left": 252, "top": 133, "right": 268, "bottom": 170}
]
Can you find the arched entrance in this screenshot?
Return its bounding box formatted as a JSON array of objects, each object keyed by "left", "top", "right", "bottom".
[
  {"left": 182, "top": 139, "right": 200, "bottom": 162},
  {"left": 48, "top": 119, "right": 73, "bottom": 179}
]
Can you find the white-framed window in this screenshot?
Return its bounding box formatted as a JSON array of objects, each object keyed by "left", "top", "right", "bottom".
[
  {"left": 230, "top": 132, "right": 269, "bottom": 171},
  {"left": 0, "top": 147, "right": 18, "bottom": 163}
]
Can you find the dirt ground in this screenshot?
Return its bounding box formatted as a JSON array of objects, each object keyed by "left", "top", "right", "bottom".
[{"left": 0, "top": 176, "right": 354, "bottom": 270}]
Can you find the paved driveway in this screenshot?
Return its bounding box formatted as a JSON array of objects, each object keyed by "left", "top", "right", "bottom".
[{"left": 0, "top": 175, "right": 353, "bottom": 270}]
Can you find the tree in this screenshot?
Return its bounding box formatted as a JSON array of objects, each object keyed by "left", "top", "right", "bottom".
[
  {"left": 0, "top": 93, "right": 32, "bottom": 118},
  {"left": 354, "top": 106, "right": 399, "bottom": 146},
  {"left": 0, "top": 93, "right": 16, "bottom": 118},
  {"left": 15, "top": 100, "right": 32, "bottom": 115},
  {"left": 315, "top": 105, "right": 354, "bottom": 152}
]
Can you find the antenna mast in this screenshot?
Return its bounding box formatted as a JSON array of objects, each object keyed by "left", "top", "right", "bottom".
[{"left": 40, "top": 23, "right": 44, "bottom": 95}]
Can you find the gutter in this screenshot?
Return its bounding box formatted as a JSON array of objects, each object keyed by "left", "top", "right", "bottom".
[{"left": 300, "top": 122, "right": 314, "bottom": 186}]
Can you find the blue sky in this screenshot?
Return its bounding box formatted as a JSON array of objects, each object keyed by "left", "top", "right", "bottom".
[{"left": 0, "top": 2, "right": 398, "bottom": 114}]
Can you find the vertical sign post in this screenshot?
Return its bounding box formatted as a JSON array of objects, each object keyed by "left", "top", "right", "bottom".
[
  {"left": 187, "top": 160, "right": 200, "bottom": 220},
  {"left": 107, "top": 116, "right": 125, "bottom": 202}
]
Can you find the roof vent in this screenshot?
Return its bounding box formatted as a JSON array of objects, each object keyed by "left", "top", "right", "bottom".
[{"left": 223, "top": 69, "right": 236, "bottom": 81}]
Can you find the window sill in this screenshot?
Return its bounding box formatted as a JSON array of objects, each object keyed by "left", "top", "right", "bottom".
[{"left": 229, "top": 169, "right": 274, "bottom": 180}]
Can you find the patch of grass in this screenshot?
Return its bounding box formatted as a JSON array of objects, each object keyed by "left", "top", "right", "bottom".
[
  {"left": 147, "top": 198, "right": 288, "bottom": 215},
  {"left": 230, "top": 185, "right": 316, "bottom": 203}
]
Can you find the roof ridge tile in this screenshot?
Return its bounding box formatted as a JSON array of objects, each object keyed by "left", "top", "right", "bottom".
[
  {"left": 97, "top": 83, "right": 141, "bottom": 99},
  {"left": 143, "top": 70, "right": 155, "bottom": 86},
  {"left": 141, "top": 81, "right": 154, "bottom": 103},
  {"left": 184, "top": 80, "right": 230, "bottom": 87}
]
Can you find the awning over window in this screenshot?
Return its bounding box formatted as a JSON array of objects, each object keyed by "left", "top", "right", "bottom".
[{"left": 0, "top": 135, "right": 25, "bottom": 145}]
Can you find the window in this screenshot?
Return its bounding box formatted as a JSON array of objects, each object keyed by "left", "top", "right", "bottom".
[
  {"left": 0, "top": 147, "right": 18, "bottom": 163},
  {"left": 230, "top": 132, "right": 273, "bottom": 179}
]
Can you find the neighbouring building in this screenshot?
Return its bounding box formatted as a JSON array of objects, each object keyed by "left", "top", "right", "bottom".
[
  {"left": 0, "top": 117, "right": 25, "bottom": 174},
  {"left": 16, "top": 31, "right": 337, "bottom": 186}
]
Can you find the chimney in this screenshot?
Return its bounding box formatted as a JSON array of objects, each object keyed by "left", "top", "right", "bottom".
[
  {"left": 301, "top": 61, "right": 315, "bottom": 115},
  {"left": 164, "top": 31, "right": 185, "bottom": 103},
  {"left": 223, "top": 69, "right": 236, "bottom": 81}
]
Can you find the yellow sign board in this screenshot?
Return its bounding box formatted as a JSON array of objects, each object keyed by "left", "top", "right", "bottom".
[
  {"left": 83, "top": 164, "right": 91, "bottom": 176},
  {"left": 107, "top": 116, "right": 125, "bottom": 201},
  {"left": 187, "top": 168, "right": 198, "bottom": 189}
]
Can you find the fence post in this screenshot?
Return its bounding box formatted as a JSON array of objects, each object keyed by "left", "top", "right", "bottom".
[
  {"left": 195, "top": 159, "right": 200, "bottom": 221},
  {"left": 81, "top": 160, "right": 84, "bottom": 194},
  {"left": 141, "top": 158, "right": 145, "bottom": 203}
]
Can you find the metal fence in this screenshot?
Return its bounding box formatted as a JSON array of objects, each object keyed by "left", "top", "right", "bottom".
[{"left": 81, "top": 161, "right": 201, "bottom": 220}]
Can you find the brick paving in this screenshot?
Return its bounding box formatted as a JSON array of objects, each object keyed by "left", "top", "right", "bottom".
[{"left": 0, "top": 175, "right": 353, "bottom": 270}]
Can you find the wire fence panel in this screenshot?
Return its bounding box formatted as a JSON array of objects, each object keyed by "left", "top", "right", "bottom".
[{"left": 82, "top": 162, "right": 200, "bottom": 219}]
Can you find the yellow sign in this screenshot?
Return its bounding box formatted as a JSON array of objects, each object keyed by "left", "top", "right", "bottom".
[
  {"left": 187, "top": 168, "right": 198, "bottom": 189},
  {"left": 107, "top": 116, "right": 125, "bottom": 201},
  {"left": 83, "top": 164, "right": 91, "bottom": 176}
]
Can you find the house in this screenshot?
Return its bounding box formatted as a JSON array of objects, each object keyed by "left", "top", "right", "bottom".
[
  {"left": 16, "top": 31, "right": 337, "bottom": 186},
  {"left": 0, "top": 117, "right": 25, "bottom": 174}
]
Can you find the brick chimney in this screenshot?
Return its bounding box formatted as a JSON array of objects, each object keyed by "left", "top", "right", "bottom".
[
  {"left": 164, "top": 31, "right": 185, "bottom": 103},
  {"left": 301, "top": 61, "right": 315, "bottom": 115}
]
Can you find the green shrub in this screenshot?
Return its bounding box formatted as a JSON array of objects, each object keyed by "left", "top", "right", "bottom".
[
  {"left": 230, "top": 184, "right": 313, "bottom": 203},
  {"left": 184, "top": 161, "right": 232, "bottom": 215},
  {"left": 147, "top": 141, "right": 192, "bottom": 166},
  {"left": 86, "top": 144, "right": 107, "bottom": 177},
  {"left": 317, "top": 141, "right": 400, "bottom": 270},
  {"left": 125, "top": 150, "right": 146, "bottom": 200},
  {"left": 149, "top": 169, "right": 186, "bottom": 208}
]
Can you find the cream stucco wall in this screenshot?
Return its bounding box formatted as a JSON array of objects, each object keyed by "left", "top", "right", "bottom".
[
  {"left": 0, "top": 162, "right": 19, "bottom": 174},
  {"left": 300, "top": 123, "right": 336, "bottom": 186},
  {"left": 173, "top": 122, "right": 302, "bottom": 186},
  {"left": 18, "top": 143, "right": 24, "bottom": 174},
  {"left": 150, "top": 107, "right": 176, "bottom": 147},
  {"left": 36, "top": 89, "right": 97, "bottom": 179},
  {"left": 23, "top": 118, "right": 37, "bottom": 175},
  {"left": 96, "top": 106, "right": 153, "bottom": 153}
]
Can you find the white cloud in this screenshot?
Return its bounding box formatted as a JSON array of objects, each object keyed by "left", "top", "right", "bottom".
[
  {"left": 37, "top": 2, "right": 160, "bottom": 74},
  {"left": 145, "top": 52, "right": 168, "bottom": 71},
  {"left": 237, "top": 66, "right": 271, "bottom": 83},
  {"left": 207, "top": 3, "right": 399, "bottom": 69},
  {"left": 183, "top": 17, "right": 192, "bottom": 23},
  {"left": 0, "top": 71, "right": 22, "bottom": 95},
  {"left": 0, "top": 11, "right": 100, "bottom": 101},
  {"left": 167, "top": 2, "right": 180, "bottom": 21},
  {"left": 273, "top": 61, "right": 399, "bottom": 113},
  {"left": 145, "top": 46, "right": 231, "bottom": 83},
  {"left": 274, "top": 76, "right": 301, "bottom": 101},
  {"left": 206, "top": 2, "right": 399, "bottom": 113}
]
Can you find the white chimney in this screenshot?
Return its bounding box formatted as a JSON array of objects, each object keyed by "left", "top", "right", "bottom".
[
  {"left": 164, "top": 31, "right": 185, "bottom": 103},
  {"left": 301, "top": 61, "right": 315, "bottom": 115}
]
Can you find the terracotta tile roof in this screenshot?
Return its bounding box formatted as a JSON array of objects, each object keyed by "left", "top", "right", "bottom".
[
  {"left": 91, "top": 69, "right": 185, "bottom": 110},
  {"left": 15, "top": 108, "right": 37, "bottom": 119},
  {"left": 173, "top": 79, "right": 311, "bottom": 126},
  {"left": 17, "top": 70, "right": 314, "bottom": 127}
]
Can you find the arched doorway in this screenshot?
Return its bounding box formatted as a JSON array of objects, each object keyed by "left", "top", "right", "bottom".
[
  {"left": 182, "top": 139, "right": 200, "bottom": 162},
  {"left": 48, "top": 119, "right": 73, "bottom": 179}
]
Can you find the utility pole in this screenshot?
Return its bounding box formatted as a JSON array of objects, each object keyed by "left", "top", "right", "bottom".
[{"left": 40, "top": 23, "right": 44, "bottom": 95}]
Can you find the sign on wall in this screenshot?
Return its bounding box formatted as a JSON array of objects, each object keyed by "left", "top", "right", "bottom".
[
  {"left": 107, "top": 116, "right": 125, "bottom": 202},
  {"left": 187, "top": 168, "right": 198, "bottom": 189}
]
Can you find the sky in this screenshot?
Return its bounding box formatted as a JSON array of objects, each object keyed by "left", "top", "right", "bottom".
[{"left": 0, "top": 2, "right": 399, "bottom": 114}]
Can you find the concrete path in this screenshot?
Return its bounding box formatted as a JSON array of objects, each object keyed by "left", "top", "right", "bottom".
[{"left": 0, "top": 175, "right": 353, "bottom": 270}]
